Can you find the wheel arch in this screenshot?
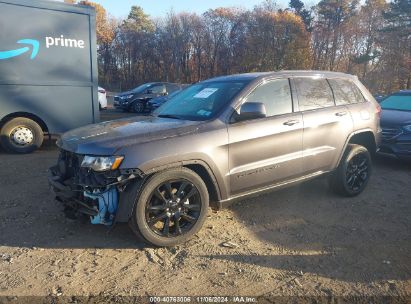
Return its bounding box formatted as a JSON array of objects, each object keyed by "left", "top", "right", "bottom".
[
  {"left": 116, "top": 159, "right": 223, "bottom": 223},
  {"left": 336, "top": 129, "right": 377, "bottom": 167},
  {"left": 144, "top": 159, "right": 222, "bottom": 204},
  {"left": 0, "top": 112, "right": 49, "bottom": 133}
]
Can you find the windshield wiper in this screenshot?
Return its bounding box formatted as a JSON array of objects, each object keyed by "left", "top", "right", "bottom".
[{"left": 157, "top": 114, "right": 183, "bottom": 120}]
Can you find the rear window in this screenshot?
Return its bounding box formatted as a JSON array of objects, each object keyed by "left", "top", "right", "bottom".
[
  {"left": 294, "top": 78, "right": 334, "bottom": 111},
  {"left": 328, "top": 79, "right": 365, "bottom": 105}
]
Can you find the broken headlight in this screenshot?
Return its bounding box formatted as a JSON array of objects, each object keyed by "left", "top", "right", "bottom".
[{"left": 81, "top": 156, "right": 124, "bottom": 172}]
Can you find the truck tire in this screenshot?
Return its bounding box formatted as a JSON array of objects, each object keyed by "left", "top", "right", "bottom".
[
  {"left": 131, "top": 167, "right": 209, "bottom": 247},
  {"left": 0, "top": 117, "right": 44, "bottom": 154},
  {"left": 329, "top": 144, "right": 371, "bottom": 197}
]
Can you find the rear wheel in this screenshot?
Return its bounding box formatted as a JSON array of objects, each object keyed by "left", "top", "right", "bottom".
[
  {"left": 329, "top": 144, "right": 371, "bottom": 197},
  {"left": 0, "top": 117, "right": 44, "bottom": 153},
  {"left": 131, "top": 167, "right": 209, "bottom": 247}
]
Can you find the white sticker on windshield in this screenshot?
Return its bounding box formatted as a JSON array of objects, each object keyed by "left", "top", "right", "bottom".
[
  {"left": 193, "top": 88, "right": 218, "bottom": 99},
  {"left": 197, "top": 109, "right": 212, "bottom": 116}
]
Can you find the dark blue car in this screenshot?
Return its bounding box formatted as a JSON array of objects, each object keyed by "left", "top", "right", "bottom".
[
  {"left": 147, "top": 89, "right": 184, "bottom": 113},
  {"left": 379, "top": 90, "right": 411, "bottom": 160}
]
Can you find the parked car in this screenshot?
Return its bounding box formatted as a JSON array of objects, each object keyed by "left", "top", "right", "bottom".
[
  {"left": 98, "top": 86, "right": 107, "bottom": 110},
  {"left": 379, "top": 90, "right": 411, "bottom": 160},
  {"left": 147, "top": 87, "right": 187, "bottom": 112},
  {"left": 374, "top": 94, "right": 386, "bottom": 103},
  {"left": 113, "top": 82, "right": 184, "bottom": 113},
  {"left": 49, "top": 71, "right": 381, "bottom": 247}
]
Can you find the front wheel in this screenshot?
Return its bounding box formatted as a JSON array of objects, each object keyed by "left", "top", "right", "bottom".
[
  {"left": 132, "top": 101, "right": 145, "bottom": 113},
  {"left": 132, "top": 167, "right": 209, "bottom": 247},
  {"left": 0, "top": 117, "right": 44, "bottom": 153},
  {"left": 329, "top": 144, "right": 372, "bottom": 197}
]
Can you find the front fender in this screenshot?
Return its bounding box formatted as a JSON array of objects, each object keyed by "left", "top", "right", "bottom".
[{"left": 116, "top": 124, "right": 230, "bottom": 201}]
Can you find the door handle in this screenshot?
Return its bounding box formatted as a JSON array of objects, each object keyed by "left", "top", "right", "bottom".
[
  {"left": 283, "top": 120, "right": 300, "bottom": 126},
  {"left": 335, "top": 111, "right": 347, "bottom": 117}
]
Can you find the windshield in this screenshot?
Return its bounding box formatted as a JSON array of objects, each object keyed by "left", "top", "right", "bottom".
[
  {"left": 155, "top": 81, "right": 247, "bottom": 121},
  {"left": 131, "top": 83, "right": 152, "bottom": 93},
  {"left": 169, "top": 90, "right": 183, "bottom": 98},
  {"left": 381, "top": 94, "right": 411, "bottom": 111}
]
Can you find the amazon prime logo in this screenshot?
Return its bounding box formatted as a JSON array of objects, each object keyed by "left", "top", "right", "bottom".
[
  {"left": 0, "top": 35, "right": 86, "bottom": 61},
  {"left": 0, "top": 39, "right": 39, "bottom": 60}
]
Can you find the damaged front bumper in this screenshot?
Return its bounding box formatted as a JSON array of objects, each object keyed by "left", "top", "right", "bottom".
[{"left": 48, "top": 150, "right": 144, "bottom": 225}]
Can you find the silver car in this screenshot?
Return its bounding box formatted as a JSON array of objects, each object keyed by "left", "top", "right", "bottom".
[{"left": 49, "top": 71, "right": 381, "bottom": 247}]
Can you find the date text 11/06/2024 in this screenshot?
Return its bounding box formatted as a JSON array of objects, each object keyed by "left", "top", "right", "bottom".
[{"left": 148, "top": 296, "right": 257, "bottom": 303}]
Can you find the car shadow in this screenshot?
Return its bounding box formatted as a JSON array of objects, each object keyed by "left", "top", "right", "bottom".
[
  {"left": 0, "top": 144, "right": 410, "bottom": 282},
  {"left": 204, "top": 157, "right": 411, "bottom": 283}
]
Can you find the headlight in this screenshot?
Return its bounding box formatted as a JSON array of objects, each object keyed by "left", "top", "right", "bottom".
[
  {"left": 121, "top": 94, "right": 134, "bottom": 100},
  {"left": 403, "top": 125, "right": 411, "bottom": 133},
  {"left": 81, "top": 156, "right": 124, "bottom": 172}
]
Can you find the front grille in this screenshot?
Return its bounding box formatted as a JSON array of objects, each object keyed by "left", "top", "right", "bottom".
[
  {"left": 381, "top": 127, "right": 402, "bottom": 141},
  {"left": 58, "top": 150, "right": 120, "bottom": 188},
  {"left": 58, "top": 150, "right": 84, "bottom": 179},
  {"left": 114, "top": 96, "right": 120, "bottom": 101}
]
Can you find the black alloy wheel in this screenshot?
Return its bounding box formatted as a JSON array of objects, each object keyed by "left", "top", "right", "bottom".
[
  {"left": 132, "top": 101, "right": 145, "bottom": 113},
  {"left": 345, "top": 153, "right": 369, "bottom": 192},
  {"left": 145, "top": 179, "right": 201, "bottom": 238},
  {"left": 131, "top": 167, "right": 209, "bottom": 247},
  {"left": 329, "top": 144, "right": 372, "bottom": 197}
]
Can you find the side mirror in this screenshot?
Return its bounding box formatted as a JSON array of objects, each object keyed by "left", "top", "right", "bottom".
[
  {"left": 146, "top": 89, "right": 153, "bottom": 94},
  {"left": 237, "top": 102, "right": 266, "bottom": 121}
]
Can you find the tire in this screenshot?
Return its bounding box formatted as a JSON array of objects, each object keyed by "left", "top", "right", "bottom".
[
  {"left": 329, "top": 144, "right": 372, "bottom": 197},
  {"left": 131, "top": 167, "right": 209, "bottom": 247},
  {"left": 0, "top": 117, "right": 44, "bottom": 154},
  {"left": 132, "top": 101, "right": 145, "bottom": 113}
]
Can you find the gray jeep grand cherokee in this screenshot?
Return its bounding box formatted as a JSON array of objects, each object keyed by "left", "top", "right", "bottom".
[{"left": 49, "top": 71, "right": 381, "bottom": 247}]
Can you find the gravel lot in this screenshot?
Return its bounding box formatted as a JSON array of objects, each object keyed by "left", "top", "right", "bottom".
[{"left": 0, "top": 108, "right": 410, "bottom": 302}]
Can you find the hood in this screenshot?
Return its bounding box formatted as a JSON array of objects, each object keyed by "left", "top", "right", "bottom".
[
  {"left": 115, "top": 90, "right": 134, "bottom": 97},
  {"left": 381, "top": 109, "right": 411, "bottom": 127},
  {"left": 58, "top": 116, "right": 202, "bottom": 155}
]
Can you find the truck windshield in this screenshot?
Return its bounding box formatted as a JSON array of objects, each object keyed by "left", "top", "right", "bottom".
[
  {"left": 381, "top": 94, "right": 411, "bottom": 111},
  {"left": 155, "top": 81, "right": 247, "bottom": 121}
]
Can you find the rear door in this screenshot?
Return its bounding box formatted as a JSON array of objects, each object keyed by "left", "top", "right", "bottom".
[
  {"left": 228, "top": 78, "right": 303, "bottom": 195},
  {"left": 292, "top": 77, "right": 353, "bottom": 174}
]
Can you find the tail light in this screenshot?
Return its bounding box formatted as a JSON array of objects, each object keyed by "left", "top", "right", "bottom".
[
  {"left": 376, "top": 104, "right": 382, "bottom": 117},
  {"left": 98, "top": 88, "right": 106, "bottom": 94}
]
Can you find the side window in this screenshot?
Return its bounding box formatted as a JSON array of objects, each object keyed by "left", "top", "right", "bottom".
[
  {"left": 244, "top": 79, "right": 292, "bottom": 117},
  {"left": 328, "top": 79, "right": 365, "bottom": 105},
  {"left": 294, "top": 78, "right": 334, "bottom": 111},
  {"left": 149, "top": 84, "right": 165, "bottom": 94},
  {"left": 166, "top": 84, "right": 179, "bottom": 93}
]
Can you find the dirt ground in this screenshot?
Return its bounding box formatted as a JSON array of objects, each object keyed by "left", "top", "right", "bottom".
[{"left": 0, "top": 109, "right": 410, "bottom": 303}]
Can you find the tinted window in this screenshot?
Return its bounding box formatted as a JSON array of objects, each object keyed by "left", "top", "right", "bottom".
[
  {"left": 381, "top": 95, "right": 411, "bottom": 111},
  {"left": 150, "top": 84, "right": 166, "bottom": 94},
  {"left": 244, "top": 79, "right": 292, "bottom": 117},
  {"left": 166, "top": 84, "right": 180, "bottom": 93},
  {"left": 329, "top": 79, "right": 365, "bottom": 105},
  {"left": 294, "top": 78, "right": 334, "bottom": 111}
]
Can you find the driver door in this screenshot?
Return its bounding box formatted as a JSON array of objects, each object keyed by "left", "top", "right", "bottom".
[{"left": 228, "top": 78, "right": 303, "bottom": 196}]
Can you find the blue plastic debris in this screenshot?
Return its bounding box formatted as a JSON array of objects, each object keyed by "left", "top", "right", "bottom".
[{"left": 84, "top": 187, "right": 118, "bottom": 226}]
